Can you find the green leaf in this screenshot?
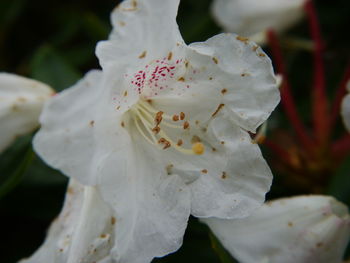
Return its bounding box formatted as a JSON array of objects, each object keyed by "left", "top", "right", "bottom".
[
  {"left": 209, "top": 232, "right": 237, "bottom": 263},
  {"left": 30, "top": 45, "right": 81, "bottom": 91},
  {"left": 327, "top": 154, "right": 350, "bottom": 206},
  {"left": 82, "top": 12, "right": 110, "bottom": 40},
  {"left": 0, "top": 0, "right": 26, "bottom": 28},
  {"left": 0, "top": 143, "right": 34, "bottom": 200}
]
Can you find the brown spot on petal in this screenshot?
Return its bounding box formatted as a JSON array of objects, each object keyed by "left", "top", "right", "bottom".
[
  {"left": 201, "top": 169, "right": 208, "bottom": 174},
  {"left": 178, "top": 77, "right": 185, "bottom": 82},
  {"left": 258, "top": 53, "right": 266, "bottom": 57},
  {"left": 191, "top": 135, "right": 201, "bottom": 143},
  {"left": 252, "top": 46, "right": 259, "bottom": 52},
  {"left": 12, "top": 104, "right": 19, "bottom": 111},
  {"left": 100, "top": 234, "right": 107, "bottom": 238},
  {"left": 221, "top": 89, "right": 227, "bottom": 94},
  {"left": 17, "top": 97, "right": 27, "bottom": 102},
  {"left": 89, "top": 120, "right": 95, "bottom": 127},
  {"left": 236, "top": 35, "right": 249, "bottom": 44},
  {"left": 212, "top": 104, "right": 225, "bottom": 117},
  {"left": 212, "top": 57, "right": 219, "bottom": 64},
  {"left": 138, "top": 51, "right": 147, "bottom": 59},
  {"left": 221, "top": 172, "right": 227, "bottom": 179},
  {"left": 67, "top": 187, "right": 74, "bottom": 194},
  {"left": 167, "top": 52, "right": 173, "bottom": 60},
  {"left": 166, "top": 164, "right": 174, "bottom": 175},
  {"left": 288, "top": 222, "right": 293, "bottom": 227},
  {"left": 123, "top": 91, "right": 128, "bottom": 97},
  {"left": 121, "top": 121, "right": 125, "bottom": 127},
  {"left": 121, "top": 0, "right": 137, "bottom": 11},
  {"left": 316, "top": 242, "right": 324, "bottom": 248},
  {"left": 111, "top": 217, "right": 116, "bottom": 225},
  {"left": 177, "top": 139, "right": 183, "bottom": 146}
]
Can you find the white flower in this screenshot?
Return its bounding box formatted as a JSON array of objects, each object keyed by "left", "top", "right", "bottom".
[
  {"left": 203, "top": 195, "right": 350, "bottom": 263},
  {"left": 0, "top": 73, "right": 54, "bottom": 153},
  {"left": 20, "top": 179, "right": 116, "bottom": 263},
  {"left": 33, "top": 0, "right": 280, "bottom": 262},
  {"left": 341, "top": 79, "right": 350, "bottom": 131},
  {"left": 211, "top": 0, "right": 306, "bottom": 43}
]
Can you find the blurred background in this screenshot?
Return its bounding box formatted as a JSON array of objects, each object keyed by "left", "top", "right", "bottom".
[{"left": 0, "top": 0, "right": 349, "bottom": 262}]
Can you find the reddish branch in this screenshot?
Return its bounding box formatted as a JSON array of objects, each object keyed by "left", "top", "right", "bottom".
[{"left": 267, "top": 30, "right": 314, "bottom": 150}]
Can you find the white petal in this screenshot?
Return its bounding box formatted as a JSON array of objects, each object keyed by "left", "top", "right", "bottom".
[
  {"left": 20, "top": 179, "right": 115, "bottom": 263},
  {"left": 189, "top": 116, "right": 273, "bottom": 218},
  {"left": 211, "top": 0, "right": 306, "bottom": 42},
  {"left": 34, "top": 70, "right": 106, "bottom": 185},
  {"left": 341, "top": 80, "right": 350, "bottom": 132},
  {"left": 0, "top": 73, "right": 54, "bottom": 153},
  {"left": 98, "top": 138, "right": 191, "bottom": 263},
  {"left": 96, "top": 0, "right": 183, "bottom": 69},
  {"left": 203, "top": 195, "right": 350, "bottom": 263},
  {"left": 189, "top": 33, "right": 280, "bottom": 132}
]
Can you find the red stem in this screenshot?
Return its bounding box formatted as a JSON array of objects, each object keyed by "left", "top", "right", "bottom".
[
  {"left": 304, "top": 0, "right": 330, "bottom": 144},
  {"left": 330, "top": 63, "right": 350, "bottom": 128},
  {"left": 264, "top": 139, "right": 292, "bottom": 165},
  {"left": 267, "top": 30, "right": 314, "bottom": 150}
]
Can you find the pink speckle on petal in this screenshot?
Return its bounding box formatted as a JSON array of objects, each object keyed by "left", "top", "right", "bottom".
[{"left": 128, "top": 57, "right": 188, "bottom": 97}]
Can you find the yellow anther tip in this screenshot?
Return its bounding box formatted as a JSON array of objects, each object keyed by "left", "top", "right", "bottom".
[{"left": 192, "top": 142, "right": 205, "bottom": 155}]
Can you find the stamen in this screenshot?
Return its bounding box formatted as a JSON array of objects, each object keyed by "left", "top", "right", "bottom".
[
  {"left": 183, "top": 121, "right": 190, "bottom": 129},
  {"left": 133, "top": 114, "right": 157, "bottom": 145},
  {"left": 158, "top": 138, "right": 171, "bottom": 149},
  {"left": 180, "top": 112, "right": 185, "bottom": 120},
  {"left": 155, "top": 111, "right": 163, "bottom": 125},
  {"left": 129, "top": 100, "right": 204, "bottom": 155},
  {"left": 152, "top": 126, "right": 160, "bottom": 134}
]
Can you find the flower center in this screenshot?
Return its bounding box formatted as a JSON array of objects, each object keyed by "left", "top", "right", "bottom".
[{"left": 129, "top": 99, "right": 205, "bottom": 155}]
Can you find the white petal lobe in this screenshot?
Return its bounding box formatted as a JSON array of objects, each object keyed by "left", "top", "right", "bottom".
[
  {"left": 203, "top": 195, "right": 350, "bottom": 263},
  {"left": 189, "top": 33, "right": 280, "bottom": 132},
  {"left": 0, "top": 73, "right": 54, "bottom": 153},
  {"left": 19, "top": 180, "right": 115, "bottom": 263},
  {"left": 211, "top": 0, "right": 306, "bottom": 43},
  {"left": 341, "top": 80, "right": 350, "bottom": 132}
]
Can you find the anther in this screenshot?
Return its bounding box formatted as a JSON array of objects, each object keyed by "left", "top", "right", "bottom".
[
  {"left": 172, "top": 115, "right": 179, "bottom": 121},
  {"left": 155, "top": 111, "right": 163, "bottom": 125},
  {"left": 180, "top": 112, "right": 185, "bottom": 120},
  {"left": 183, "top": 121, "right": 190, "bottom": 129},
  {"left": 152, "top": 126, "right": 160, "bottom": 134},
  {"left": 158, "top": 137, "right": 171, "bottom": 149}
]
